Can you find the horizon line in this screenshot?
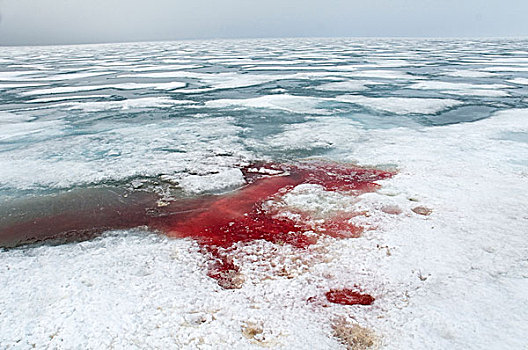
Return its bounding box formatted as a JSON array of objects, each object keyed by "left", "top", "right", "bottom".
[{"left": 2, "top": 34, "right": 528, "bottom": 48}]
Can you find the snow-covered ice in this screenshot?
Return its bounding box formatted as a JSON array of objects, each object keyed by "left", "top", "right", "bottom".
[
  {"left": 334, "top": 95, "right": 463, "bottom": 115},
  {"left": 1, "top": 38, "right": 527, "bottom": 349}
]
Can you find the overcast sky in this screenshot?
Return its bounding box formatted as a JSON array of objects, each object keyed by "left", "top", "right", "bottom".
[{"left": 0, "top": 0, "right": 527, "bottom": 46}]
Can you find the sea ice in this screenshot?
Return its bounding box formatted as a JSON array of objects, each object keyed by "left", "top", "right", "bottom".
[
  {"left": 335, "top": 95, "right": 463, "bottom": 115},
  {"left": 22, "top": 82, "right": 186, "bottom": 95},
  {"left": 57, "top": 97, "right": 195, "bottom": 112},
  {"left": 205, "top": 94, "right": 328, "bottom": 114}
]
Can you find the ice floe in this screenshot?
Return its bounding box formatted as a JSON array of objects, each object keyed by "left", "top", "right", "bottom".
[
  {"left": 314, "top": 81, "right": 373, "bottom": 92},
  {"left": 408, "top": 80, "right": 514, "bottom": 96},
  {"left": 508, "top": 77, "right": 528, "bottom": 85},
  {"left": 22, "top": 81, "right": 186, "bottom": 95},
  {"left": 441, "top": 70, "right": 498, "bottom": 78},
  {"left": 56, "top": 97, "right": 195, "bottom": 112},
  {"left": 205, "top": 94, "right": 329, "bottom": 114},
  {"left": 335, "top": 95, "right": 463, "bottom": 114},
  {"left": 350, "top": 70, "right": 416, "bottom": 79}
]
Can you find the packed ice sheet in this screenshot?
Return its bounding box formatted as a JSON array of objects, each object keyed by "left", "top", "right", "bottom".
[{"left": 1, "top": 38, "right": 528, "bottom": 349}]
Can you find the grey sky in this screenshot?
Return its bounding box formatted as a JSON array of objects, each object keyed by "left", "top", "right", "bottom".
[{"left": 0, "top": 0, "right": 527, "bottom": 45}]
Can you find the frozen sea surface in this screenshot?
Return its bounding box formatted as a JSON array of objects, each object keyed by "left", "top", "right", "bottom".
[{"left": 1, "top": 38, "right": 527, "bottom": 349}]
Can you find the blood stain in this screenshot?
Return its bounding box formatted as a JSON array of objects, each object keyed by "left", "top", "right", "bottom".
[
  {"left": 325, "top": 289, "right": 375, "bottom": 306},
  {"left": 149, "top": 161, "right": 394, "bottom": 288}
]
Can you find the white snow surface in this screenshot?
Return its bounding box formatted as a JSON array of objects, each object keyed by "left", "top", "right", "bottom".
[
  {"left": 314, "top": 80, "right": 374, "bottom": 92},
  {"left": 441, "top": 70, "right": 498, "bottom": 78},
  {"left": 335, "top": 95, "right": 463, "bottom": 115},
  {"left": 28, "top": 95, "right": 111, "bottom": 103},
  {"left": 0, "top": 117, "right": 248, "bottom": 189},
  {"left": 349, "top": 70, "right": 415, "bottom": 79},
  {"left": 22, "top": 82, "right": 186, "bottom": 95},
  {"left": 178, "top": 168, "right": 246, "bottom": 194},
  {"left": 0, "top": 82, "right": 46, "bottom": 89},
  {"left": 409, "top": 81, "right": 512, "bottom": 91},
  {"left": 508, "top": 77, "right": 528, "bottom": 85},
  {"left": 408, "top": 81, "right": 516, "bottom": 97},
  {"left": 205, "top": 94, "right": 329, "bottom": 114},
  {"left": 55, "top": 97, "right": 195, "bottom": 112}
]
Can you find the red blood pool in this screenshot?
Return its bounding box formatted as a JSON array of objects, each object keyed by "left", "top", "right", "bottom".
[
  {"left": 153, "top": 162, "right": 393, "bottom": 249},
  {"left": 149, "top": 161, "right": 394, "bottom": 288},
  {"left": 325, "top": 289, "right": 375, "bottom": 305}
]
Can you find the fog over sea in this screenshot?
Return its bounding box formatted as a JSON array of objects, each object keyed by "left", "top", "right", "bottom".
[{"left": 1, "top": 38, "right": 527, "bottom": 349}]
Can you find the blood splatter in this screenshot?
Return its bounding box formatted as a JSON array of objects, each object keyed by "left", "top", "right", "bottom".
[{"left": 325, "top": 289, "right": 375, "bottom": 306}]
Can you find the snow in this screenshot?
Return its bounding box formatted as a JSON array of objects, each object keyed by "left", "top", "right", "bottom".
[
  {"left": 315, "top": 81, "right": 373, "bottom": 92},
  {"left": 118, "top": 71, "right": 283, "bottom": 92},
  {"left": 0, "top": 230, "right": 352, "bottom": 349},
  {"left": 481, "top": 66, "right": 528, "bottom": 72},
  {"left": 120, "top": 71, "right": 278, "bottom": 88},
  {"left": 22, "top": 82, "right": 186, "bottom": 95},
  {"left": 441, "top": 70, "right": 498, "bottom": 78},
  {"left": 508, "top": 77, "right": 528, "bottom": 85},
  {"left": 118, "top": 71, "right": 203, "bottom": 79},
  {"left": 205, "top": 94, "right": 328, "bottom": 114},
  {"left": 350, "top": 70, "right": 415, "bottom": 79},
  {"left": 55, "top": 97, "right": 195, "bottom": 112},
  {"left": 440, "top": 89, "right": 511, "bottom": 97},
  {"left": 0, "top": 117, "right": 247, "bottom": 190},
  {"left": 30, "top": 71, "right": 114, "bottom": 81},
  {"left": 178, "top": 168, "right": 246, "bottom": 194},
  {"left": 409, "top": 81, "right": 512, "bottom": 91},
  {"left": 0, "top": 119, "right": 65, "bottom": 142},
  {"left": 245, "top": 65, "right": 358, "bottom": 72},
  {"left": 28, "top": 95, "right": 110, "bottom": 103},
  {"left": 0, "top": 111, "right": 33, "bottom": 124},
  {"left": 0, "top": 71, "right": 41, "bottom": 80},
  {"left": 0, "top": 82, "right": 46, "bottom": 89},
  {"left": 264, "top": 117, "right": 362, "bottom": 152},
  {"left": 342, "top": 108, "right": 528, "bottom": 349},
  {"left": 335, "top": 95, "right": 463, "bottom": 115},
  {"left": 408, "top": 81, "right": 514, "bottom": 96},
  {"left": 262, "top": 108, "right": 528, "bottom": 348},
  {"left": 129, "top": 64, "right": 202, "bottom": 72}
]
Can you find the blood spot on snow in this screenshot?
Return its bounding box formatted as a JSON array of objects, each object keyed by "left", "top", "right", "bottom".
[
  {"left": 412, "top": 206, "right": 432, "bottom": 216},
  {"left": 207, "top": 251, "right": 246, "bottom": 289},
  {"left": 325, "top": 289, "right": 375, "bottom": 306},
  {"left": 381, "top": 205, "right": 402, "bottom": 215}
]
